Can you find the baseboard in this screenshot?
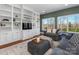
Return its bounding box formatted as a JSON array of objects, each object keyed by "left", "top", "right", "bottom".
[{"left": 0, "top": 34, "right": 40, "bottom": 49}]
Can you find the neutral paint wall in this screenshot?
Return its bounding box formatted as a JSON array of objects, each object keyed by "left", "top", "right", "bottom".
[{"left": 40, "top": 6, "right": 79, "bottom": 31}]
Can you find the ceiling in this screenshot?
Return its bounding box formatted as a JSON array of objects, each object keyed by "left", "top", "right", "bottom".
[{"left": 25, "top": 4, "right": 79, "bottom": 15}]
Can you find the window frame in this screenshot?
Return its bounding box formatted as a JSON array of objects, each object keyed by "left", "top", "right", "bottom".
[
  {"left": 42, "top": 17, "right": 55, "bottom": 31},
  {"left": 57, "top": 13, "right": 79, "bottom": 33}
]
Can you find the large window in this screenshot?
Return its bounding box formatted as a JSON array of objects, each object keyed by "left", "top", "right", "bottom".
[
  {"left": 58, "top": 16, "right": 67, "bottom": 31},
  {"left": 68, "top": 15, "right": 76, "bottom": 32},
  {"left": 57, "top": 14, "right": 79, "bottom": 32},
  {"left": 42, "top": 17, "right": 55, "bottom": 32},
  {"left": 75, "top": 14, "right": 79, "bottom": 32}
]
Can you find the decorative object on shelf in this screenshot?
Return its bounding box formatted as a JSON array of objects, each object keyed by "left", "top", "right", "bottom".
[
  {"left": 15, "top": 15, "right": 18, "bottom": 17},
  {"left": 2, "top": 19, "right": 9, "bottom": 21},
  {"left": 13, "top": 18, "right": 16, "bottom": 22},
  {"left": 15, "top": 23, "right": 20, "bottom": 26},
  {"left": 0, "top": 23, "right": 5, "bottom": 26},
  {"left": 0, "top": 23, "right": 3, "bottom": 26}
]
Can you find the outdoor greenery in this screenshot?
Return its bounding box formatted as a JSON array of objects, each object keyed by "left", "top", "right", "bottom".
[
  {"left": 63, "top": 28, "right": 79, "bottom": 32},
  {"left": 69, "top": 28, "right": 79, "bottom": 32}
]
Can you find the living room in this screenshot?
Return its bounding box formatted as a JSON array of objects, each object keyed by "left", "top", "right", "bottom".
[{"left": 0, "top": 3, "right": 79, "bottom": 55}]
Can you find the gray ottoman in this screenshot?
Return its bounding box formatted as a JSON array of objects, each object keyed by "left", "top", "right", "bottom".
[{"left": 28, "top": 39, "right": 51, "bottom": 55}]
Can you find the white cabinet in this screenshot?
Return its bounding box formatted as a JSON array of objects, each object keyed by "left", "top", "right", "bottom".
[
  {"left": 23, "top": 29, "right": 40, "bottom": 40},
  {"left": 0, "top": 32, "right": 7, "bottom": 45},
  {"left": 36, "top": 28, "right": 40, "bottom": 34},
  {"left": 6, "top": 31, "right": 13, "bottom": 43},
  {"left": 18, "top": 31, "right": 23, "bottom": 40},
  {"left": 13, "top": 31, "right": 18, "bottom": 41},
  {"left": 13, "top": 4, "right": 22, "bottom": 30},
  {"left": 32, "top": 28, "right": 40, "bottom": 36},
  {"left": 0, "top": 30, "right": 22, "bottom": 45},
  {"left": 32, "top": 29, "right": 36, "bottom": 36},
  {"left": 22, "top": 28, "right": 40, "bottom": 40},
  {"left": 0, "top": 31, "right": 13, "bottom": 45},
  {"left": 23, "top": 30, "right": 29, "bottom": 40},
  {"left": 28, "top": 30, "right": 33, "bottom": 38},
  {"left": 13, "top": 30, "right": 22, "bottom": 41}
]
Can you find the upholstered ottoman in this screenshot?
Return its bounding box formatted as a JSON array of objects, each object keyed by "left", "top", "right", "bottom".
[{"left": 28, "top": 39, "right": 51, "bottom": 55}]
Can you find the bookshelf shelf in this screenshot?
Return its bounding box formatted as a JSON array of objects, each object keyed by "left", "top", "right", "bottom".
[{"left": 0, "top": 4, "right": 40, "bottom": 32}]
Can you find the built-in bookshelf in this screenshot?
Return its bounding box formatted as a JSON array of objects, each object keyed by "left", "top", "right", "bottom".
[
  {"left": 0, "top": 4, "right": 12, "bottom": 31},
  {"left": 13, "top": 4, "right": 22, "bottom": 30},
  {"left": 0, "top": 4, "right": 40, "bottom": 31},
  {"left": 0, "top": 4, "right": 22, "bottom": 31},
  {"left": 0, "top": 4, "right": 40, "bottom": 45},
  {"left": 32, "top": 13, "right": 40, "bottom": 29},
  {"left": 23, "top": 9, "right": 33, "bottom": 24}
]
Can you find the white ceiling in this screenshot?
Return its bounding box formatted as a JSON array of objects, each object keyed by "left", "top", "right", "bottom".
[{"left": 25, "top": 4, "right": 79, "bottom": 15}]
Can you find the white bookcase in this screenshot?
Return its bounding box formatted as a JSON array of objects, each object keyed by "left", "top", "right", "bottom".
[
  {"left": 13, "top": 5, "right": 22, "bottom": 30},
  {"left": 0, "top": 4, "right": 40, "bottom": 45},
  {"left": 0, "top": 4, "right": 12, "bottom": 31}
]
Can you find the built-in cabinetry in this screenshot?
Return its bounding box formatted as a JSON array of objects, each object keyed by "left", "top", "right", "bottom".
[
  {"left": 0, "top": 4, "right": 12, "bottom": 31},
  {"left": 13, "top": 4, "right": 22, "bottom": 30},
  {"left": 0, "top": 4, "right": 40, "bottom": 45},
  {"left": 22, "top": 6, "right": 40, "bottom": 40}
]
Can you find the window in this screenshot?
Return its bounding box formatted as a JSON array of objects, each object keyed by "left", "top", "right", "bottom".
[
  {"left": 42, "top": 17, "right": 55, "bottom": 32},
  {"left": 58, "top": 16, "right": 67, "bottom": 31},
  {"left": 68, "top": 15, "right": 76, "bottom": 32},
  {"left": 57, "top": 14, "right": 79, "bottom": 32},
  {"left": 75, "top": 14, "right": 79, "bottom": 32}
]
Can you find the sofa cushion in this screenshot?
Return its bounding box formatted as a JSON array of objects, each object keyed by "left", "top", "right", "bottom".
[
  {"left": 57, "top": 32, "right": 73, "bottom": 41},
  {"left": 59, "top": 32, "right": 73, "bottom": 40},
  {"left": 66, "top": 33, "right": 73, "bottom": 40},
  {"left": 69, "top": 34, "right": 79, "bottom": 46},
  {"left": 69, "top": 34, "right": 79, "bottom": 54},
  {"left": 59, "top": 36, "right": 77, "bottom": 54}
]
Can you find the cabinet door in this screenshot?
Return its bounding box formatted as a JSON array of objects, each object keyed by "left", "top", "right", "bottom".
[
  {"left": 23, "top": 30, "right": 29, "bottom": 40},
  {"left": 34, "top": 28, "right": 40, "bottom": 35},
  {"left": 6, "top": 32, "right": 13, "bottom": 43},
  {"left": 34, "top": 29, "right": 38, "bottom": 35},
  {"left": 2, "top": 32, "right": 13, "bottom": 45},
  {"left": 13, "top": 31, "right": 18, "bottom": 41},
  {"left": 12, "top": 31, "right": 22, "bottom": 41},
  {"left": 31, "top": 29, "right": 35, "bottom": 37},
  {"left": 17, "top": 31, "right": 23, "bottom": 40},
  {"left": 32, "top": 29, "right": 36, "bottom": 36},
  {"left": 0, "top": 33, "right": 3, "bottom": 45},
  {"left": 36, "top": 28, "right": 40, "bottom": 35},
  {"left": 23, "top": 31, "right": 25, "bottom": 40},
  {"left": 0, "top": 31, "right": 23, "bottom": 45},
  {"left": 0, "top": 32, "right": 7, "bottom": 45},
  {"left": 28, "top": 30, "right": 32, "bottom": 38}
]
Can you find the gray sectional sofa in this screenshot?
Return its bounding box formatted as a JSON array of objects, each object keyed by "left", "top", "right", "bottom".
[
  {"left": 43, "top": 31, "right": 62, "bottom": 41},
  {"left": 50, "top": 33, "right": 79, "bottom": 55}
]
